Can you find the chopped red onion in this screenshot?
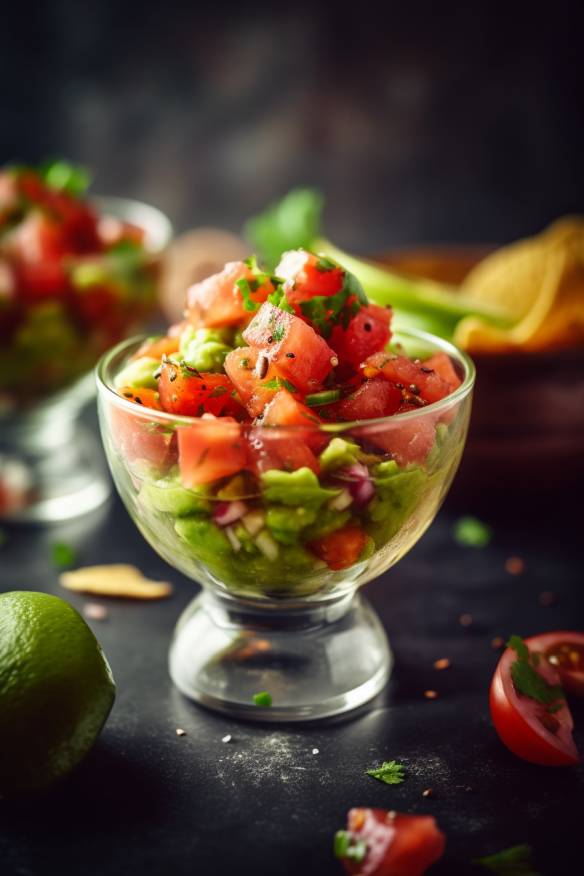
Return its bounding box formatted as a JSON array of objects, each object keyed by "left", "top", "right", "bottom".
[
  {"left": 213, "top": 500, "right": 248, "bottom": 527},
  {"left": 334, "top": 462, "right": 375, "bottom": 507}
]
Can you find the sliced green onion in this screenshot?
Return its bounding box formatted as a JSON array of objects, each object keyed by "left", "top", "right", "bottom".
[
  {"left": 252, "top": 691, "right": 273, "bottom": 707},
  {"left": 305, "top": 389, "right": 341, "bottom": 407}
]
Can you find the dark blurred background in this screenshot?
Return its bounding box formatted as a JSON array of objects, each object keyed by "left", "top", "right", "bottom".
[{"left": 2, "top": 0, "right": 583, "bottom": 250}]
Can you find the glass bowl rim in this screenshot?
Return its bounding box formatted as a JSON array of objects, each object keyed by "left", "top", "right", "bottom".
[
  {"left": 91, "top": 194, "right": 173, "bottom": 254},
  {"left": 96, "top": 328, "right": 475, "bottom": 432}
]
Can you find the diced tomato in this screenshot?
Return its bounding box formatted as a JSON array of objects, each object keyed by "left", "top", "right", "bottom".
[
  {"left": 309, "top": 524, "right": 368, "bottom": 570},
  {"left": 328, "top": 377, "right": 402, "bottom": 422},
  {"left": 224, "top": 347, "right": 280, "bottom": 417},
  {"left": 186, "top": 261, "right": 272, "bottom": 328},
  {"left": 178, "top": 417, "right": 247, "bottom": 486},
  {"left": 117, "top": 385, "right": 162, "bottom": 410},
  {"left": 247, "top": 427, "right": 320, "bottom": 475},
  {"left": 110, "top": 390, "right": 176, "bottom": 470},
  {"left": 261, "top": 390, "right": 320, "bottom": 427},
  {"left": 335, "top": 808, "right": 445, "bottom": 876},
  {"left": 158, "top": 362, "right": 244, "bottom": 418},
  {"left": 243, "top": 302, "right": 336, "bottom": 392},
  {"left": 365, "top": 412, "right": 436, "bottom": 466},
  {"left": 330, "top": 304, "right": 392, "bottom": 369},
  {"left": 275, "top": 250, "right": 345, "bottom": 309},
  {"left": 132, "top": 335, "right": 180, "bottom": 361},
  {"left": 365, "top": 351, "right": 457, "bottom": 405},
  {"left": 15, "top": 261, "right": 69, "bottom": 299},
  {"left": 8, "top": 212, "right": 67, "bottom": 263},
  {"left": 490, "top": 634, "right": 580, "bottom": 766},
  {"left": 422, "top": 352, "right": 462, "bottom": 394}
]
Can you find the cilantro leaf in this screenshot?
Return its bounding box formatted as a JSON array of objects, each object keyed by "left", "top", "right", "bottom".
[
  {"left": 453, "top": 515, "right": 492, "bottom": 547},
  {"left": 262, "top": 377, "right": 297, "bottom": 393},
  {"left": 474, "top": 843, "right": 542, "bottom": 875},
  {"left": 40, "top": 159, "right": 92, "bottom": 196},
  {"left": 51, "top": 542, "right": 76, "bottom": 568},
  {"left": 508, "top": 635, "right": 565, "bottom": 709},
  {"left": 299, "top": 270, "right": 367, "bottom": 337},
  {"left": 236, "top": 278, "right": 261, "bottom": 313},
  {"left": 366, "top": 760, "right": 405, "bottom": 785},
  {"left": 267, "top": 285, "right": 294, "bottom": 314},
  {"left": 245, "top": 188, "right": 324, "bottom": 270},
  {"left": 252, "top": 691, "right": 272, "bottom": 707}
]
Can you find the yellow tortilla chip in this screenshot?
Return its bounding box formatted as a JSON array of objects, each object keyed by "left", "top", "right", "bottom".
[
  {"left": 456, "top": 217, "right": 584, "bottom": 352},
  {"left": 60, "top": 564, "right": 173, "bottom": 600}
]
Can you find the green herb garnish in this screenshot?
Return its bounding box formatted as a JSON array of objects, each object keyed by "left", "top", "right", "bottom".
[
  {"left": 508, "top": 635, "right": 565, "bottom": 711},
  {"left": 40, "top": 159, "right": 92, "bottom": 196},
  {"left": 51, "top": 542, "right": 76, "bottom": 568},
  {"left": 474, "top": 843, "right": 542, "bottom": 875},
  {"left": 305, "top": 389, "right": 341, "bottom": 407},
  {"left": 263, "top": 377, "right": 297, "bottom": 393},
  {"left": 299, "top": 270, "right": 367, "bottom": 338},
  {"left": 453, "top": 515, "right": 492, "bottom": 547},
  {"left": 209, "top": 385, "right": 229, "bottom": 398},
  {"left": 334, "top": 831, "right": 367, "bottom": 864},
  {"left": 267, "top": 285, "right": 295, "bottom": 314},
  {"left": 252, "top": 691, "right": 272, "bottom": 707},
  {"left": 366, "top": 760, "right": 405, "bottom": 785},
  {"left": 236, "top": 277, "right": 261, "bottom": 313}
]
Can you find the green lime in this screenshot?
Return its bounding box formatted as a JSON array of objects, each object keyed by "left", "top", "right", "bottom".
[{"left": 0, "top": 591, "right": 116, "bottom": 797}]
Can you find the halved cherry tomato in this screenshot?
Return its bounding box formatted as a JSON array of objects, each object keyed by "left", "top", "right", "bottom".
[
  {"left": 309, "top": 524, "right": 367, "bottom": 570},
  {"left": 186, "top": 260, "right": 272, "bottom": 328},
  {"left": 242, "top": 302, "right": 336, "bottom": 393},
  {"left": 539, "top": 631, "right": 584, "bottom": 696},
  {"left": 335, "top": 808, "right": 445, "bottom": 876},
  {"left": 158, "top": 361, "right": 244, "bottom": 418},
  {"left": 490, "top": 634, "right": 580, "bottom": 766},
  {"left": 178, "top": 417, "right": 247, "bottom": 486}
]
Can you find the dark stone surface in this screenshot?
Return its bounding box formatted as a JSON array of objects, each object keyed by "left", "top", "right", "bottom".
[{"left": 0, "top": 406, "right": 583, "bottom": 875}]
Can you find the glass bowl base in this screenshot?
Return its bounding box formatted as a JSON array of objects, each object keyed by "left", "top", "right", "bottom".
[{"left": 169, "top": 590, "right": 392, "bottom": 722}]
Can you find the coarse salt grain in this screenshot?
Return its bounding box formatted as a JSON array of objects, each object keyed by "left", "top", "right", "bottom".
[
  {"left": 222, "top": 734, "right": 232, "bottom": 743},
  {"left": 312, "top": 748, "right": 319, "bottom": 755},
  {"left": 176, "top": 728, "right": 186, "bottom": 737}
]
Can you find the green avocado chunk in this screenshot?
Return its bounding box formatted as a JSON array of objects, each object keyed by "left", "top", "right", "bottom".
[
  {"left": 367, "top": 462, "right": 427, "bottom": 544},
  {"left": 307, "top": 508, "right": 352, "bottom": 540},
  {"left": 261, "top": 467, "right": 340, "bottom": 507},
  {"left": 318, "top": 437, "right": 360, "bottom": 472},
  {"left": 266, "top": 504, "right": 318, "bottom": 544},
  {"left": 114, "top": 356, "right": 159, "bottom": 390},
  {"left": 179, "top": 326, "right": 233, "bottom": 372},
  {"left": 141, "top": 472, "right": 210, "bottom": 517}
]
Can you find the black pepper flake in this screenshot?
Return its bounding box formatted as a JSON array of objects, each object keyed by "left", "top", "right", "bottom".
[
  {"left": 123, "top": 391, "right": 133, "bottom": 398},
  {"left": 286, "top": 352, "right": 295, "bottom": 358},
  {"left": 421, "top": 367, "right": 433, "bottom": 374},
  {"left": 409, "top": 384, "right": 420, "bottom": 395},
  {"left": 363, "top": 322, "right": 372, "bottom": 332},
  {"left": 134, "top": 397, "right": 143, "bottom": 405},
  {"left": 169, "top": 371, "right": 177, "bottom": 383},
  {"left": 267, "top": 335, "right": 274, "bottom": 344}
]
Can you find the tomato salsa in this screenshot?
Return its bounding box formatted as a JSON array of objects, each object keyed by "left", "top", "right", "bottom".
[
  {"left": 107, "top": 249, "right": 466, "bottom": 597},
  {"left": 0, "top": 161, "right": 159, "bottom": 404}
]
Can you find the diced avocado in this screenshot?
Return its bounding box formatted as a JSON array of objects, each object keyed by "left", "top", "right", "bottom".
[
  {"left": 367, "top": 463, "right": 428, "bottom": 544},
  {"left": 318, "top": 437, "right": 360, "bottom": 472},
  {"left": 141, "top": 471, "right": 210, "bottom": 517},
  {"left": 426, "top": 422, "right": 449, "bottom": 471},
  {"left": 260, "top": 467, "right": 340, "bottom": 508},
  {"left": 179, "top": 325, "right": 233, "bottom": 372},
  {"left": 266, "top": 504, "right": 317, "bottom": 545},
  {"left": 307, "top": 508, "right": 351, "bottom": 540},
  {"left": 174, "top": 517, "right": 232, "bottom": 565},
  {"left": 71, "top": 261, "right": 109, "bottom": 289},
  {"left": 114, "top": 356, "right": 159, "bottom": 390}
]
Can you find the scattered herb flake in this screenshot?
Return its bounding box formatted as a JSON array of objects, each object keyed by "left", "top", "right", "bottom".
[
  {"left": 365, "top": 760, "right": 405, "bottom": 785},
  {"left": 267, "top": 286, "right": 294, "bottom": 313},
  {"left": 474, "top": 843, "right": 542, "bottom": 875},
  {"left": 508, "top": 635, "right": 564, "bottom": 711},
  {"left": 236, "top": 277, "right": 261, "bottom": 312},
  {"left": 453, "top": 515, "right": 492, "bottom": 547},
  {"left": 209, "top": 385, "right": 229, "bottom": 398},
  {"left": 252, "top": 691, "right": 272, "bottom": 707},
  {"left": 51, "top": 542, "right": 76, "bottom": 568},
  {"left": 334, "top": 831, "right": 367, "bottom": 864}
]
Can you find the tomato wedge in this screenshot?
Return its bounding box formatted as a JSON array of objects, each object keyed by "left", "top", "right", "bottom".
[
  {"left": 335, "top": 808, "right": 445, "bottom": 876},
  {"left": 539, "top": 631, "right": 584, "bottom": 696},
  {"left": 490, "top": 634, "right": 580, "bottom": 766}
]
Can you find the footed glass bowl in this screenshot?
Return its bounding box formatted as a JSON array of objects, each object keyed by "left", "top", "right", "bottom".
[
  {"left": 0, "top": 197, "right": 172, "bottom": 522},
  {"left": 96, "top": 330, "right": 474, "bottom": 721}
]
